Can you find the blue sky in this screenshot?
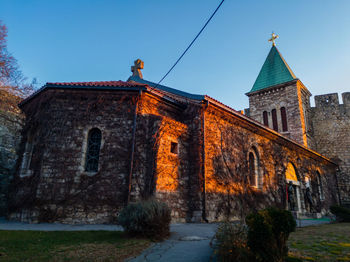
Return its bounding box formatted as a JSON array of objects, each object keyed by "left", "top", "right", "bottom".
[{"left": 1, "top": 0, "right": 350, "bottom": 109}]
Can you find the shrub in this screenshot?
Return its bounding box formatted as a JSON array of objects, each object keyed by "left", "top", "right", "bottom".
[
  {"left": 213, "top": 222, "right": 251, "bottom": 262},
  {"left": 245, "top": 207, "right": 296, "bottom": 262},
  {"left": 330, "top": 205, "right": 350, "bottom": 222},
  {"left": 118, "top": 199, "right": 171, "bottom": 240}
]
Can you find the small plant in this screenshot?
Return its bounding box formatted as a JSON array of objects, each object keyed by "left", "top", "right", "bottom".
[
  {"left": 213, "top": 222, "right": 251, "bottom": 262},
  {"left": 330, "top": 205, "right": 350, "bottom": 222},
  {"left": 118, "top": 199, "right": 171, "bottom": 240},
  {"left": 246, "top": 207, "right": 296, "bottom": 262}
]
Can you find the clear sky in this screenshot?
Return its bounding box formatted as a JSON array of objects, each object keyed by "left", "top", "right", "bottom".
[{"left": 1, "top": 0, "right": 350, "bottom": 110}]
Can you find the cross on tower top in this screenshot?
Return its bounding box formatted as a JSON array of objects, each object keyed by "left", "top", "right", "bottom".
[
  {"left": 268, "top": 32, "right": 279, "bottom": 46},
  {"left": 131, "top": 59, "right": 144, "bottom": 79}
]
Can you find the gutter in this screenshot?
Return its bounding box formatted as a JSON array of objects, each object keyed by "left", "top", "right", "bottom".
[
  {"left": 202, "top": 100, "right": 209, "bottom": 222},
  {"left": 127, "top": 89, "right": 142, "bottom": 204}
]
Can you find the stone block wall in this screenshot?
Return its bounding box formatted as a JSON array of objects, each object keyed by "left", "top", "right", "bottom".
[
  {"left": 9, "top": 89, "right": 141, "bottom": 223},
  {"left": 0, "top": 95, "right": 23, "bottom": 216},
  {"left": 203, "top": 103, "right": 338, "bottom": 221},
  {"left": 247, "top": 80, "right": 313, "bottom": 148},
  {"left": 9, "top": 88, "right": 202, "bottom": 223},
  {"left": 310, "top": 92, "right": 350, "bottom": 203}
]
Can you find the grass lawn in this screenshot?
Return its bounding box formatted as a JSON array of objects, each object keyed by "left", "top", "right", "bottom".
[
  {"left": 288, "top": 223, "right": 350, "bottom": 262},
  {"left": 0, "top": 230, "right": 151, "bottom": 262}
]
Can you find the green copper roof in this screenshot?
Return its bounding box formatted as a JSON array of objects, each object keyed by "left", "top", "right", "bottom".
[{"left": 249, "top": 45, "right": 297, "bottom": 93}]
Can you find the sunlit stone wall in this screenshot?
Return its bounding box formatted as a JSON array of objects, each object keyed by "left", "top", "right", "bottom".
[{"left": 203, "top": 103, "right": 338, "bottom": 221}]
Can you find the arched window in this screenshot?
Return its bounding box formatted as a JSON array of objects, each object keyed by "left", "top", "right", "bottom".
[
  {"left": 285, "top": 162, "right": 298, "bottom": 182},
  {"left": 85, "top": 128, "right": 102, "bottom": 172},
  {"left": 271, "top": 109, "right": 278, "bottom": 131},
  {"left": 263, "top": 111, "right": 269, "bottom": 127},
  {"left": 248, "top": 149, "right": 259, "bottom": 187},
  {"left": 280, "top": 107, "right": 288, "bottom": 132},
  {"left": 20, "top": 129, "right": 36, "bottom": 177}
]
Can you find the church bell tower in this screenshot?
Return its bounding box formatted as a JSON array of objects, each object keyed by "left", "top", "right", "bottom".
[{"left": 246, "top": 33, "right": 314, "bottom": 148}]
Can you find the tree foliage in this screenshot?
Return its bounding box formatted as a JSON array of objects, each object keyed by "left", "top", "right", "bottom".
[{"left": 0, "top": 20, "right": 36, "bottom": 114}]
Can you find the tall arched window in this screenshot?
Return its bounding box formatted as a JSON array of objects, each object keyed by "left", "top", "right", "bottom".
[
  {"left": 280, "top": 107, "right": 288, "bottom": 132},
  {"left": 20, "top": 130, "right": 35, "bottom": 177},
  {"left": 271, "top": 109, "right": 278, "bottom": 131},
  {"left": 263, "top": 111, "right": 269, "bottom": 127},
  {"left": 248, "top": 149, "right": 259, "bottom": 187},
  {"left": 85, "top": 128, "right": 102, "bottom": 172}
]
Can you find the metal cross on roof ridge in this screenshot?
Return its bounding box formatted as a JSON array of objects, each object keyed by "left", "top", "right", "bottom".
[{"left": 268, "top": 32, "right": 279, "bottom": 46}]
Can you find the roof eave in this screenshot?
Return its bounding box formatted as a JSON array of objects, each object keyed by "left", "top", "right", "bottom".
[
  {"left": 245, "top": 79, "right": 299, "bottom": 97},
  {"left": 19, "top": 84, "right": 148, "bottom": 108}
]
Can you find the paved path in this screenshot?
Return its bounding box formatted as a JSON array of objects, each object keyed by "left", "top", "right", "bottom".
[
  {"left": 128, "top": 223, "right": 218, "bottom": 262},
  {"left": 0, "top": 217, "right": 332, "bottom": 262}
]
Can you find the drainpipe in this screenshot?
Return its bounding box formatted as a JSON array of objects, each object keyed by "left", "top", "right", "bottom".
[
  {"left": 202, "top": 100, "right": 209, "bottom": 222},
  {"left": 127, "top": 89, "right": 142, "bottom": 204}
]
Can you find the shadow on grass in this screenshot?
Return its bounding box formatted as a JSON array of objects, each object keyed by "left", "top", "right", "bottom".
[{"left": 0, "top": 230, "right": 151, "bottom": 262}]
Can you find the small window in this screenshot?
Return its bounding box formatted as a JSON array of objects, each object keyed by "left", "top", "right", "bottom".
[
  {"left": 85, "top": 128, "right": 102, "bottom": 172},
  {"left": 263, "top": 111, "right": 269, "bottom": 127},
  {"left": 170, "top": 142, "right": 178, "bottom": 155},
  {"left": 281, "top": 107, "right": 288, "bottom": 132},
  {"left": 272, "top": 109, "right": 278, "bottom": 131}
]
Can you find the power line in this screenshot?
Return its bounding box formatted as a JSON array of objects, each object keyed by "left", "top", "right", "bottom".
[{"left": 156, "top": 0, "right": 225, "bottom": 86}]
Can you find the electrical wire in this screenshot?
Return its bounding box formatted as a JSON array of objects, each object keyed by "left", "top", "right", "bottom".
[{"left": 156, "top": 0, "right": 225, "bottom": 87}]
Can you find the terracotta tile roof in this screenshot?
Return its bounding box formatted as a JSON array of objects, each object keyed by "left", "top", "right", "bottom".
[
  {"left": 19, "top": 80, "right": 148, "bottom": 106},
  {"left": 46, "top": 81, "right": 147, "bottom": 88}
]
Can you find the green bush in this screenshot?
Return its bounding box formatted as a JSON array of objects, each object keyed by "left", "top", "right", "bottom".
[
  {"left": 213, "top": 222, "right": 251, "bottom": 262},
  {"left": 330, "top": 205, "right": 350, "bottom": 222},
  {"left": 118, "top": 199, "right": 171, "bottom": 240},
  {"left": 245, "top": 207, "right": 296, "bottom": 262}
]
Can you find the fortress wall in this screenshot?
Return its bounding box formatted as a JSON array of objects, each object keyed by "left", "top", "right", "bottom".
[{"left": 310, "top": 92, "right": 350, "bottom": 203}]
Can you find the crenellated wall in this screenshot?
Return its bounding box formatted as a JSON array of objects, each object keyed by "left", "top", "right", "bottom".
[{"left": 310, "top": 92, "right": 350, "bottom": 203}]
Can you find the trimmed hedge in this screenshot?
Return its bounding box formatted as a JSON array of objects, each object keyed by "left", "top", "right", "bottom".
[{"left": 118, "top": 199, "right": 171, "bottom": 240}]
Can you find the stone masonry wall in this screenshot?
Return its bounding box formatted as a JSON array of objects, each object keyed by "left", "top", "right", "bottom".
[
  {"left": 8, "top": 88, "right": 200, "bottom": 223},
  {"left": 310, "top": 92, "right": 350, "bottom": 203},
  {"left": 9, "top": 89, "right": 142, "bottom": 223},
  {"left": 0, "top": 90, "right": 24, "bottom": 216},
  {"left": 248, "top": 80, "right": 313, "bottom": 147},
  {"left": 132, "top": 93, "right": 201, "bottom": 222},
  {"left": 203, "top": 104, "right": 338, "bottom": 221},
  {"left": 0, "top": 111, "right": 23, "bottom": 216}
]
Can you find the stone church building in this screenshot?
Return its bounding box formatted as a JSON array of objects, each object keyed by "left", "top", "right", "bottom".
[{"left": 7, "top": 42, "right": 348, "bottom": 223}]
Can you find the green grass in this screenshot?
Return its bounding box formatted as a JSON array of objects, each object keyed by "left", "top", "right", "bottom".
[
  {"left": 288, "top": 223, "right": 350, "bottom": 262},
  {"left": 0, "top": 230, "right": 151, "bottom": 262}
]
